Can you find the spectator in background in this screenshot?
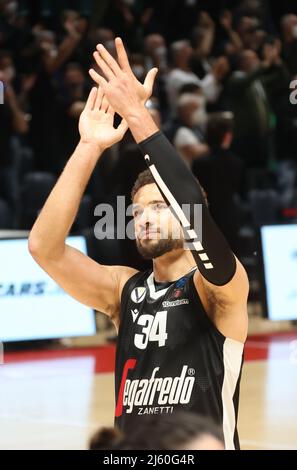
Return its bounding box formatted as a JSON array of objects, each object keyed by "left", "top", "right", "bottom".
[
  {"left": 128, "top": 51, "right": 146, "bottom": 82},
  {"left": 0, "top": 54, "right": 28, "bottom": 201},
  {"left": 163, "top": 84, "right": 202, "bottom": 139},
  {"left": 166, "top": 39, "right": 222, "bottom": 114},
  {"left": 102, "top": 0, "right": 154, "bottom": 52},
  {"left": 179, "top": 82, "right": 203, "bottom": 96},
  {"left": 192, "top": 112, "right": 243, "bottom": 255},
  {"left": 281, "top": 14, "right": 297, "bottom": 75},
  {"left": 88, "top": 27, "right": 115, "bottom": 51},
  {"left": 138, "top": 0, "right": 177, "bottom": 42},
  {"left": 55, "top": 62, "right": 90, "bottom": 171},
  {"left": 27, "top": 10, "right": 83, "bottom": 173},
  {"left": 166, "top": 39, "right": 200, "bottom": 113},
  {"left": 0, "top": 49, "right": 17, "bottom": 86},
  {"left": 0, "top": 0, "right": 296, "bottom": 242},
  {"left": 171, "top": 93, "right": 209, "bottom": 167},
  {"left": 89, "top": 411, "right": 224, "bottom": 450},
  {"left": 190, "top": 11, "right": 215, "bottom": 80},
  {"left": 217, "top": 9, "right": 243, "bottom": 61},
  {"left": 143, "top": 33, "right": 168, "bottom": 117},
  {"left": 235, "top": 15, "right": 262, "bottom": 49},
  {"left": 225, "top": 43, "right": 288, "bottom": 168},
  {"left": 0, "top": 0, "right": 32, "bottom": 56},
  {"left": 235, "top": 0, "right": 270, "bottom": 30},
  {"left": 144, "top": 33, "right": 167, "bottom": 74},
  {"left": 58, "top": 9, "right": 92, "bottom": 70},
  {"left": 258, "top": 36, "right": 291, "bottom": 162}
]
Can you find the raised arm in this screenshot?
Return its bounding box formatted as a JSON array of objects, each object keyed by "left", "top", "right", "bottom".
[
  {"left": 89, "top": 38, "right": 249, "bottom": 341},
  {"left": 28, "top": 87, "right": 136, "bottom": 327},
  {"left": 90, "top": 38, "right": 237, "bottom": 286}
]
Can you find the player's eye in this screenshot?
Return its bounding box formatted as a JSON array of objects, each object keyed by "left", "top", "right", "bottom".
[
  {"left": 152, "top": 202, "right": 167, "bottom": 212},
  {"left": 133, "top": 208, "right": 143, "bottom": 219}
]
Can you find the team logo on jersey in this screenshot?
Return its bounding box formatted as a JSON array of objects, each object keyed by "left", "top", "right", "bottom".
[{"left": 131, "top": 287, "right": 147, "bottom": 303}]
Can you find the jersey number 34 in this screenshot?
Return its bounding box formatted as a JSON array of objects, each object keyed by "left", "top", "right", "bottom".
[{"left": 134, "top": 310, "right": 168, "bottom": 350}]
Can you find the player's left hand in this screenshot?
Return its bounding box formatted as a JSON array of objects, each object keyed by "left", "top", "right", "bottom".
[{"left": 89, "top": 37, "right": 158, "bottom": 119}]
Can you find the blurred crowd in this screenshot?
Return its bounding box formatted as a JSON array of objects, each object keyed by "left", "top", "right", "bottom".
[{"left": 1, "top": 0, "right": 297, "bottom": 289}]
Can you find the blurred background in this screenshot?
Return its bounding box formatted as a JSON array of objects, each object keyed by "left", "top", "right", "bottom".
[{"left": 0, "top": 0, "right": 297, "bottom": 450}]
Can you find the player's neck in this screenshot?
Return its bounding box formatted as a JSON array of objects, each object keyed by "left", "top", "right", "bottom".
[{"left": 152, "top": 249, "right": 196, "bottom": 282}]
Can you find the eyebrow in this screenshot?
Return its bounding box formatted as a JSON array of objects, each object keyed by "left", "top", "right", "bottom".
[
  {"left": 149, "top": 200, "right": 167, "bottom": 205},
  {"left": 132, "top": 200, "right": 166, "bottom": 210}
]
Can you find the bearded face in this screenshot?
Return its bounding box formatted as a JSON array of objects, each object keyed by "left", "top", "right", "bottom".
[{"left": 133, "top": 183, "right": 184, "bottom": 260}]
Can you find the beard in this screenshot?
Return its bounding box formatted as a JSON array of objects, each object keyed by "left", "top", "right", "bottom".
[{"left": 136, "top": 236, "right": 184, "bottom": 260}]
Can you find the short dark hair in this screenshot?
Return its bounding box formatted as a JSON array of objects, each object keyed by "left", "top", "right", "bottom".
[
  {"left": 131, "top": 169, "right": 208, "bottom": 207},
  {"left": 113, "top": 411, "right": 224, "bottom": 450},
  {"left": 131, "top": 168, "right": 209, "bottom": 207},
  {"left": 206, "top": 112, "right": 233, "bottom": 149},
  {"left": 131, "top": 168, "right": 155, "bottom": 201},
  {"left": 178, "top": 83, "right": 202, "bottom": 96},
  {"left": 89, "top": 427, "right": 123, "bottom": 450}
]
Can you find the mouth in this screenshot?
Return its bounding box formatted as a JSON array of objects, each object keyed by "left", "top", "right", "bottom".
[{"left": 138, "top": 230, "right": 160, "bottom": 240}]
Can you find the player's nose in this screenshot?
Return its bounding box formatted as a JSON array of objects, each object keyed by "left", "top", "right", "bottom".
[{"left": 138, "top": 207, "right": 155, "bottom": 227}]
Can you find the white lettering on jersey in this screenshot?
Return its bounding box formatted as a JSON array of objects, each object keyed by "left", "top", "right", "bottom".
[
  {"left": 138, "top": 406, "right": 174, "bottom": 415},
  {"left": 162, "top": 299, "right": 189, "bottom": 308},
  {"left": 123, "top": 365, "right": 195, "bottom": 414}
]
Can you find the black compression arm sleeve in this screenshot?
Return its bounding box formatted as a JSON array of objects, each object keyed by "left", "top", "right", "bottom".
[{"left": 138, "top": 131, "right": 236, "bottom": 286}]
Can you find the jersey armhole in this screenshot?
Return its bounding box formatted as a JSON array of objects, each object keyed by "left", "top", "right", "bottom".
[
  {"left": 118, "top": 270, "right": 151, "bottom": 325},
  {"left": 188, "top": 272, "right": 227, "bottom": 344}
]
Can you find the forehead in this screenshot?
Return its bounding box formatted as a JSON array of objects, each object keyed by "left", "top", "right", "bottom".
[{"left": 133, "top": 183, "right": 165, "bottom": 205}]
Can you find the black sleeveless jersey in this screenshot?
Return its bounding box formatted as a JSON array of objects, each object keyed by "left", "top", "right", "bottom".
[{"left": 115, "top": 268, "right": 244, "bottom": 450}]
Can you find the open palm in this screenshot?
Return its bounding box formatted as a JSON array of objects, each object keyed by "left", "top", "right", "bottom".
[
  {"left": 89, "top": 37, "right": 158, "bottom": 113},
  {"left": 79, "top": 86, "right": 128, "bottom": 150}
]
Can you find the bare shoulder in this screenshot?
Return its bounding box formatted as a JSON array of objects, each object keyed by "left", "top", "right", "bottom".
[
  {"left": 115, "top": 265, "right": 139, "bottom": 296},
  {"left": 194, "top": 256, "right": 249, "bottom": 304}
]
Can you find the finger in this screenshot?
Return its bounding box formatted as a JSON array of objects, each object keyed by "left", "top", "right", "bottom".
[
  {"left": 94, "top": 86, "right": 103, "bottom": 109},
  {"left": 96, "top": 43, "right": 122, "bottom": 76},
  {"left": 115, "top": 37, "right": 132, "bottom": 73},
  {"left": 93, "top": 51, "right": 114, "bottom": 80},
  {"left": 143, "top": 67, "right": 158, "bottom": 96},
  {"left": 100, "top": 95, "right": 109, "bottom": 113},
  {"left": 89, "top": 68, "right": 108, "bottom": 88},
  {"left": 84, "top": 87, "right": 97, "bottom": 111}
]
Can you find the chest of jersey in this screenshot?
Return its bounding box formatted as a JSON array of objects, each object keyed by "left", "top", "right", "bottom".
[{"left": 124, "top": 271, "right": 197, "bottom": 353}]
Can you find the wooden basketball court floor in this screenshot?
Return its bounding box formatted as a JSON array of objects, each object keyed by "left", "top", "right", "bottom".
[{"left": 0, "top": 332, "right": 297, "bottom": 450}]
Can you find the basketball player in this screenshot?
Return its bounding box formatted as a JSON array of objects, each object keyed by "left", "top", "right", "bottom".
[{"left": 28, "top": 38, "right": 249, "bottom": 450}]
